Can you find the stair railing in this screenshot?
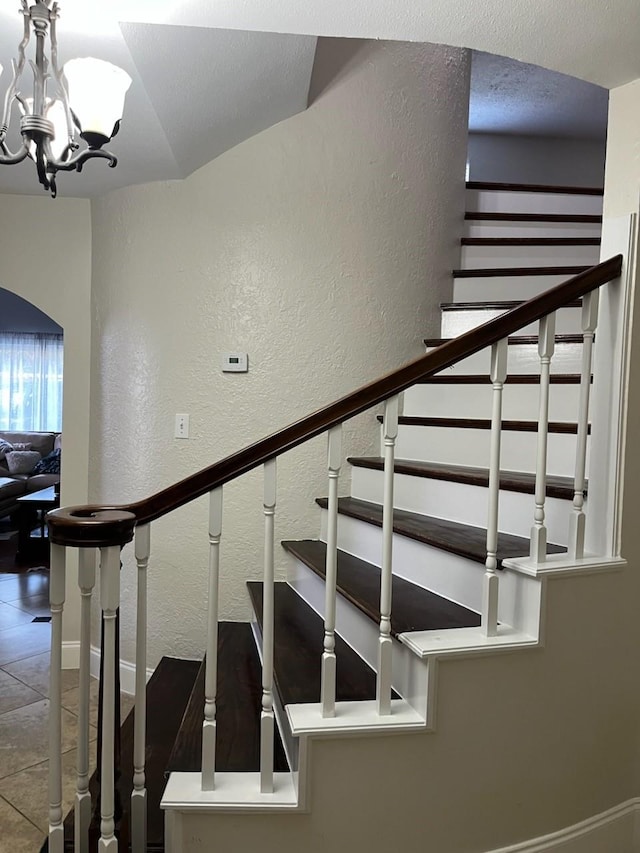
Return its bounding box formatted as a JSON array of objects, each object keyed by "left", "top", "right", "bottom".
[{"left": 46, "top": 255, "right": 622, "bottom": 852}]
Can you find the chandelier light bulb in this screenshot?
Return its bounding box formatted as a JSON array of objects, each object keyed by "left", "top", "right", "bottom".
[
  {"left": 0, "top": 0, "right": 131, "bottom": 196},
  {"left": 64, "top": 58, "right": 132, "bottom": 148}
]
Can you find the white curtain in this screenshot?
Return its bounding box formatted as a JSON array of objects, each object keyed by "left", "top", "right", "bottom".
[{"left": 0, "top": 332, "right": 63, "bottom": 431}]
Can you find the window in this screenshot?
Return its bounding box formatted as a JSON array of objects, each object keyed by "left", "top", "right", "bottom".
[{"left": 0, "top": 332, "right": 63, "bottom": 431}]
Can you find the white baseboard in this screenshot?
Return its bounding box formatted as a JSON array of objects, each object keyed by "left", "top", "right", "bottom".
[
  {"left": 62, "top": 641, "right": 80, "bottom": 670},
  {"left": 61, "top": 641, "right": 153, "bottom": 696},
  {"left": 488, "top": 797, "right": 640, "bottom": 853}
]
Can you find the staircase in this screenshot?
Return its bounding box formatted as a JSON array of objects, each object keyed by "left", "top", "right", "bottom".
[{"left": 45, "top": 182, "right": 629, "bottom": 853}]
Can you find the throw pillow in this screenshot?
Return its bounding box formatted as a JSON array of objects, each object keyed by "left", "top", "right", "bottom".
[
  {"left": 0, "top": 438, "right": 13, "bottom": 461},
  {"left": 5, "top": 450, "right": 41, "bottom": 475},
  {"left": 32, "top": 448, "right": 61, "bottom": 475},
  {"left": 12, "top": 442, "right": 32, "bottom": 452}
]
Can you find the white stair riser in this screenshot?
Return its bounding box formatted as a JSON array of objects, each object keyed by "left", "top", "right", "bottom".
[
  {"left": 392, "top": 424, "right": 587, "bottom": 477},
  {"left": 426, "top": 341, "right": 585, "bottom": 374},
  {"left": 463, "top": 221, "right": 602, "bottom": 239},
  {"left": 466, "top": 189, "right": 603, "bottom": 215},
  {"left": 453, "top": 274, "right": 578, "bottom": 303},
  {"left": 403, "top": 380, "right": 582, "bottom": 421},
  {"left": 319, "top": 510, "right": 540, "bottom": 634},
  {"left": 287, "top": 565, "right": 428, "bottom": 711},
  {"left": 321, "top": 508, "right": 482, "bottom": 610},
  {"left": 460, "top": 244, "right": 600, "bottom": 269},
  {"left": 350, "top": 465, "right": 575, "bottom": 544},
  {"left": 441, "top": 305, "right": 581, "bottom": 336}
]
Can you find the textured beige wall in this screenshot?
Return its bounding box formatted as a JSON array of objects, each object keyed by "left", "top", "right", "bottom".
[
  {"left": 603, "top": 79, "right": 640, "bottom": 218},
  {"left": 89, "top": 39, "right": 470, "bottom": 666},
  {"left": 0, "top": 194, "right": 92, "bottom": 641},
  {"left": 468, "top": 132, "right": 607, "bottom": 187}
]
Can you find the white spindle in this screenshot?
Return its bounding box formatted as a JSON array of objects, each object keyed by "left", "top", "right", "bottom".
[
  {"left": 483, "top": 338, "right": 508, "bottom": 637},
  {"left": 568, "top": 290, "right": 599, "bottom": 558},
  {"left": 131, "top": 525, "right": 149, "bottom": 852},
  {"left": 98, "top": 545, "right": 121, "bottom": 853},
  {"left": 202, "top": 488, "right": 222, "bottom": 791},
  {"left": 530, "top": 313, "right": 556, "bottom": 564},
  {"left": 321, "top": 425, "right": 342, "bottom": 718},
  {"left": 377, "top": 396, "right": 398, "bottom": 716},
  {"left": 48, "top": 543, "right": 66, "bottom": 853},
  {"left": 261, "top": 460, "right": 276, "bottom": 794},
  {"left": 75, "top": 549, "right": 96, "bottom": 853}
]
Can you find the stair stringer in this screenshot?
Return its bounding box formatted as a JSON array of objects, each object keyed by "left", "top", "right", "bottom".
[{"left": 160, "top": 556, "right": 625, "bottom": 848}]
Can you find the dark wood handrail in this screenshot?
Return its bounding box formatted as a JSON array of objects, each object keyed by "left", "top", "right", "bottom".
[{"left": 48, "top": 255, "right": 623, "bottom": 547}]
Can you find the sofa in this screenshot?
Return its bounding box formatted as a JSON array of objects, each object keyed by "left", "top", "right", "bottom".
[{"left": 0, "top": 430, "right": 62, "bottom": 520}]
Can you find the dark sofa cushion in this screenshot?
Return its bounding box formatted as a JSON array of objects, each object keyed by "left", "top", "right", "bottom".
[{"left": 0, "top": 477, "right": 28, "bottom": 501}]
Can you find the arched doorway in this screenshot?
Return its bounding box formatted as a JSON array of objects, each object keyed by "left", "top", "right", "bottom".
[{"left": 0, "top": 287, "right": 63, "bottom": 571}]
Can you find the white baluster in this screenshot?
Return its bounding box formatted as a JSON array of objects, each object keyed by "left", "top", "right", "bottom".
[
  {"left": 530, "top": 313, "right": 556, "bottom": 564},
  {"left": 75, "top": 549, "right": 96, "bottom": 853},
  {"left": 98, "top": 545, "right": 121, "bottom": 853},
  {"left": 202, "top": 488, "right": 222, "bottom": 791},
  {"left": 377, "top": 396, "right": 398, "bottom": 716},
  {"left": 568, "top": 290, "right": 599, "bottom": 558},
  {"left": 131, "top": 525, "right": 149, "bottom": 852},
  {"left": 483, "top": 338, "right": 508, "bottom": 637},
  {"left": 321, "top": 425, "right": 342, "bottom": 718},
  {"left": 261, "top": 460, "right": 276, "bottom": 794},
  {"left": 48, "top": 543, "right": 66, "bottom": 853}
]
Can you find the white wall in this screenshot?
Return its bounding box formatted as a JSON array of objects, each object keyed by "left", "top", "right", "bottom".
[
  {"left": 602, "top": 76, "right": 640, "bottom": 796},
  {"left": 467, "top": 132, "right": 607, "bottom": 186},
  {"left": 89, "top": 38, "right": 470, "bottom": 667},
  {"left": 0, "top": 195, "right": 92, "bottom": 642}
]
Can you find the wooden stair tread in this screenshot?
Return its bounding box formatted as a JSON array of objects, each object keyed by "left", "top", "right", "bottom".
[
  {"left": 377, "top": 415, "right": 583, "bottom": 434},
  {"left": 347, "top": 456, "right": 585, "bottom": 500},
  {"left": 54, "top": 656, "right": 201, "bottom": 852},
  {"left": 465, "top": 180, "right": 604, "bottom": 196},
  {"left": 315, "top": 496, "right": 565, "bottom": 567},
  {"left": 453, "top": 265, "right": 590, "bottom": 278},
  {"left": 424, "top": 333, "right": 584, "bottom": 347},
  {"left": 417, "top": 373, "right": 584, "bottom": 384},
  {"left": 247, "top": 581, "right": 383, "bottom": 706},
  {"left": 440, "top": 299, "right": 581, "bottom": 310},
  {"left": 465, "top": 212, "right": 602, "bottom": 223},
  {"left": 165, "top": 623, "right": 288, "bottom": 775},
  {"left": 461, "top": 237, "right": 601, "bottom": 246},
  {"left": 282, "top": 539, "right": 480, "bottom": 635}
]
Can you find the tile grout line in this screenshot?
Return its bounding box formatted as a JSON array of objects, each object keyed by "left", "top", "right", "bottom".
[{"left": 0, "top": 792, "right": 46, "bottom": 838}]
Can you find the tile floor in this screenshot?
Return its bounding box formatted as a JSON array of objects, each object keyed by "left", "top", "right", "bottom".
[{"left": 0, "top": 569, "right": 134, "bottom": 852}]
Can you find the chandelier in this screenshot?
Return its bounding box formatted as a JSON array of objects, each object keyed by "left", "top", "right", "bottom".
[{"left": 0, "top": 0, "right": 131, "bottom": 196}]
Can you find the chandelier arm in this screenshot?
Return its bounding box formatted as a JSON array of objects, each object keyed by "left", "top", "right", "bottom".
[
  {"left": 35, "top": 139, "right": 52, "bottom": 190},
  {"left": 0, "top": 137, "right": 30, "bottom": 165},
  {"left": 1, "top": 6, "right": 31, "bottom": 134},
  {"left": 48, "top": 3, "right": 74, "bottom": 147},
  {"left": 46, "top": 144, "right": 118, "bottom": 173}
]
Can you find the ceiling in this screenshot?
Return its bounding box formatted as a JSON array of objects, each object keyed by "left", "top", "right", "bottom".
[
  {"left": 470, "top": 51, "right": 609, "bottom": 139},
  {"left": 0, "top": 4, "right": 317, "bottom": 197},
  {"left": 0, "top": 0, "right": 635, "bottom": 198}
]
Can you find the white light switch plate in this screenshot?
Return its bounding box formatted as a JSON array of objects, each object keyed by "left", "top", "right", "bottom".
[{"left": 175, "top": 413, "right": 190, "bottom": 439}]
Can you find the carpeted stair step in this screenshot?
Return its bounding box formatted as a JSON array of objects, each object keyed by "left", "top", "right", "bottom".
[{"left": 282, "top": 539, "right": 480, "bottom": 635}]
